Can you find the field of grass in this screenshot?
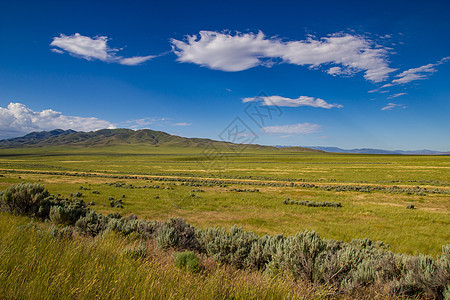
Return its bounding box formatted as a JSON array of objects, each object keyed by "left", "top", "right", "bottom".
[
  {"left": 1, "top": 145, "right": 449, "bottom": 256},
  {"left": 2, "top": 213, "right": 342, "bottom": 299}
]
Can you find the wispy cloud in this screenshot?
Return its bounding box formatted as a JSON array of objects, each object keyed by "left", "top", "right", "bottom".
[
  {"left": 50, "top": 48, "right": 64, "bottom": 54},
  {"left": 381, "top": 56, "right": 450, "bottom": 88},
  {"left": 0, "top": 102, "right": 115, "bottom": 139},
  {"left": 381, "top": 103, "right": 406, "bottom": 111},
  {"left": 171, "top": 31, "right": 395, "bottom": 82},
  {"left": 119, "top": 117, "right": 167, "bottom": 129},
  {"left": 388, "top": 92, "right": 407, "bottom": 99},
  {"left": 119, "top": 55, "right": 156, "bottom": 66},
  {"left": 172, "top": 122, "right": 191, "bottom": 126},
  {"left": 243, "top": 95, "right": 343, "bottom": 109},
  {"left": 262, "top": 123, "right": 321, "bottom": 134},
  {"left": 50, "top": 33, "right": 155, "bottom": 65}
]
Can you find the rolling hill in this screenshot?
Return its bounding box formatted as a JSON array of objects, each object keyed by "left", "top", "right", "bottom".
[{"left": 0, "top": 128, "right": 320, "bottom": 152}]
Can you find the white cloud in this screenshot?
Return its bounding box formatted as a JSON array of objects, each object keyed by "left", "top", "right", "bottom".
[
  {"left": 171, "top": 31, "right": 396, "bottom": 82},
  {"left": 50, "top": 33, "right": 154, "bottom": 65},
  {"left": 382, "top": 56, "right": 450, "bottom": 87},
  {"left": 119, "top": 117, "right": 167, "bottom": 129},
  {"left": 172, "top": 122, "right": 191, "bottom": 126},
  {"left": 262, "top": 123, "right": 321, "bottom": 134},
  {"left": 388, "top": 92, "right": 407, "bottom": 99},
  {"left": 119, "top": 55, "right": 156, "bottom": 66},
  {"left": 392, "top": 64, "right": 438, "bottom": 85},
  {"left": 242, "top": 95, "right": 342, "bottom": 109},
  {"left": 0, "top": 102, "right": 115, "bottom": 139},
  {"left": 327, "top": 66, "right": 343, "bottom": 75},
  {"left": 50, "top": 48, "right": 64, "bottom": 54},
  {"left": 381, "top": 103, "right": 406, "bottom": 111}
]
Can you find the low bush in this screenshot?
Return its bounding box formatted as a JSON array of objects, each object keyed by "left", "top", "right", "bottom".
[
  {"left": 155, "top": 218, "right": 200, "bottom": 250},
  {"left": 49, "top": 199, "right": 87, "bottom": 225},
  {"left": 198, "top": 225, "right": 259, "bottom": 268},
  {"left": 1, "top": 183, "right": 50, "bottom": 216},
  {"left": 110, "top": 198, "right": 123, "bottom": 208},
  {"left": 283, "top": 198, "right": 342, "bottom": 208},
  {"left": 46, "top": 225, "right": 74, "bottom": 240},
  {"left": 174, "top": 251, "right": 200, "bottom": 273},
  {"left": 75, "top": 210, "right": 108, "bottom": 236}
]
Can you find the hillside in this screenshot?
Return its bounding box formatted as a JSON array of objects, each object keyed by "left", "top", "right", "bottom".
[{"left": 0, "top": 128, "right": 321, "bottom": 152}]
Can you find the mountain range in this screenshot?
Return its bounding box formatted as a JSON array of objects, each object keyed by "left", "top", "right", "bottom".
[
  {"left": 0, "top": 129, "right": 318, "bottom": 152},
  {"left": 0, "top": 129, "right": 448, "bottom": 155},
  {"left": 304, "top": 146, "right": 450, "bottom": 155}
]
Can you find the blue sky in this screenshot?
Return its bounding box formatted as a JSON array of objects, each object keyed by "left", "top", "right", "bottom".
[{"left": 1, "top": 0, "right": 449, "bottom": 150}]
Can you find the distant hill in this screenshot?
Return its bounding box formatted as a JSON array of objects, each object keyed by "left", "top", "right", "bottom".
[
  {"left": 305, "top": 146, "right": 449, "bottom": 155},
  {"left": 2, "top": 130, "right": 446, "bottom": 155},
  {"left": 0, "top": 129, "right": 320, "bottom": 152},
  {"left": 0, "top": 129, "right": 228, "bottom": 148}
]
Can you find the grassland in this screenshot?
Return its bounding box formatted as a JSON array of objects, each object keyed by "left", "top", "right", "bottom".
[
  {"left": 1, "top": 145, "right": 448, "bottom": 257},
  {"left": 2, "top": 213, "right": 341, "bottom": 300}
]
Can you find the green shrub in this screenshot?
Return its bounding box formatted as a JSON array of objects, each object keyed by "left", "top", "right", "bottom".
[
  {"left": 46, "top": 225, "right": 74, "bottom": 240},
  {"left": 283, "top": 199, "right": 342, "bottom": 208},
  {"left": 268, "top": 231, "right": 326, "bottom": 282},
  {"left": 1, "top": 183, "right": 49, "bottom": 216},
  {"left": 106, "top": 212, "right": 122, "bottom": 219},
  {"left": 49, "top": 199, "right": 87, "bottom": 226},
  {"left": 156, "top": 225, "right": 178, "bottom": 249},
  {"left": 444, "top": 284, "right": 450, "bottom": 300},
  {"left": 245, "top": 234, "right": 284, "bottom": 270},
  {"left": 109, "top": 198, "right": 123, "bottom": 208},
  {"left": 107, "top": 215, "right": 139, "bottom": 236},
  {"left": 155, "top": 218, "right": 200, "bottom": 250},
  {"left": 174, "top": 251, "right": 200, "bottom": 273},
  {"left": 198, "top": 225, "right": 259, "bottom": 268},
  {"left": 75, "top": 210, "right": 107, "bottom": 236}
]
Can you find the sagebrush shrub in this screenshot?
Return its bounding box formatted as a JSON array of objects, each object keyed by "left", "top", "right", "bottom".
[
  {"left": 156, "top": 225, "right": 178, "bottom": 249},
  {"left": 1, "top": 183, "right": 49, "bottom": 216},
  {"left": 198, "top": 225, "right": 259, "bottom": 268},
  {"left": 155, "top": 218, "right": 200, "bottom": 250},
  {"left": 75, "top": 210, "right": 107, "bottom": 236},
  {"left": 49, "top": 199, "right": 87, "bottom": 225},
  {"left": 109, "top": 198, "right": 123, "bottom": 208},
  {"left": 245, "top": 234, "right": 284, "bottom": 270},
  {"left": 269, "top": 231, "right": 326, "bottom": 282}
]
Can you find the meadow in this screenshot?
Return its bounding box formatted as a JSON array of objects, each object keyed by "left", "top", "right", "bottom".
[
  {"left": 0, "top": 145, "right": 448, "bottom": 256},
  {"left": 1, "top": 144, "right": 449, "bottom": 299}
]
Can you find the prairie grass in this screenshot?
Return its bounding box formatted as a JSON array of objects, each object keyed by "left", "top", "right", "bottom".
[
  {"left": 0, "top": 213, "right": 345, "bottom": 299},
  {"left": 0, "top": 145, "right": 448, "bottom": 256}
]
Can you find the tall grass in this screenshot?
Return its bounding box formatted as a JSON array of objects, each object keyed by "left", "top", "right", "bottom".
[
  {"left": 0, "top": 213, "right": 336, "bottom": 299},
  {"left": 1, "top": 182, "right": 448, "bottom": 298}
]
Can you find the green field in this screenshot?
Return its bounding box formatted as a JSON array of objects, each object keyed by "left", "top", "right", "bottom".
[{"left": 1, "top": 145, "right": 448, "bottom": 256}]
